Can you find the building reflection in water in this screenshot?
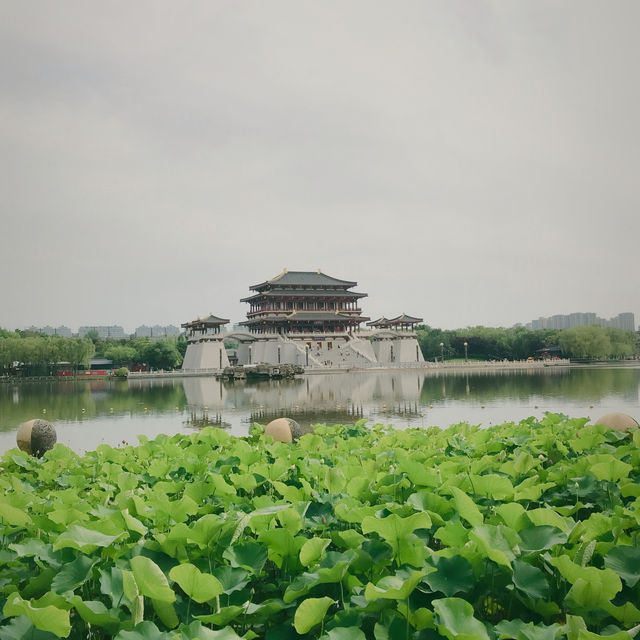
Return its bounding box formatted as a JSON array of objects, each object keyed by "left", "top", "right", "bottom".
[
  {"left": 175, "top": 366, "right": 639, "bottom": 433},
  {"left": 184, "top": 409, "right": 231, "bottom": 430}
]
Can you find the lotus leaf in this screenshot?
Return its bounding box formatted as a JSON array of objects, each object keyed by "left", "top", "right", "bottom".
[
  {"left": 294, "top": 596, "right": 334, "bottom": 633},
  {"left": 3, "top": 593, "right": 71, "bottom": 638},
  {"left": 169, "top": 563, "right": 223, "bottom": 602}
]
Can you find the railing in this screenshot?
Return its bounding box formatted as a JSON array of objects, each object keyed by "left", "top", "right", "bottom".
[
  {"left": 352, "top": 359, "right": 571, "bottom": 370},
  {"left": 127, "top": 368, "right": 222, "bottom": 378}
]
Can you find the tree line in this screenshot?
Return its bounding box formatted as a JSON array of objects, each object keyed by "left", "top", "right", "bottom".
[
  {"left": 0, "top": 329, "right": 186, "bottom": 376},
  {"left": 1, "top": 324, "right": 636, "bottom": 376},
  {"left": 415, "top": 324, "right": 637, "bottom": 361},
  {"left": 0, "top": 333, "right": 95, "bottom": 376}
]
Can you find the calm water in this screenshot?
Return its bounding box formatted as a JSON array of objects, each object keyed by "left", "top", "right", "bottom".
[{"left": 1, "top": 366, "right": 639, "bottom": 454}]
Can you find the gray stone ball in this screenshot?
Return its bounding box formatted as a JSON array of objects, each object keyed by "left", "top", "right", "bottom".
[
  {"left": 594, "top": 412, "right": 639, "bottom": 432},
  {"left": 264, "top": 417, "right": 314, "bottom": 443},
  {"left": 16, "top": 419, "right": 57, "bottom": 457}
]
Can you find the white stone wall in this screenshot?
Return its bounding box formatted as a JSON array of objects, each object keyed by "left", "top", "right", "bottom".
[
  {"left": 395, "top": 337, "right": 424, "bottom": 363},
  {"left": 372, "top": 335, "right": 424, "bottom": 364},
  {"left": 182, "top": 340, "right": 230, "bottom": 370},
  {"left": 203, "top": 331, "right": 424, "bottom": 368}
]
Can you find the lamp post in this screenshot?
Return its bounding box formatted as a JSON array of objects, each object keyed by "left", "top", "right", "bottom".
[
  {"left": 464, "top": 341, "right": 468, "bottom": 362},
  {"left": 248, "top": 345, "right": 252, "bottom": 365},
  {"left": 440, "top": 342, "right": 444, "bottom": 363}
]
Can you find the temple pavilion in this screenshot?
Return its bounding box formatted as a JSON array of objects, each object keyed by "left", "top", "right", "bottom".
[
  {"left": 367, "top": 313, "right": 423, "bottom": 331},
  {"left": 181, "top": 314, "right": 229, "bottom": 338},
  {"left": 181, "top": 314, "right": 231, "bottom": 370},
  {"left": 240, "top": 269, "right": 369, "bottom": 334}
]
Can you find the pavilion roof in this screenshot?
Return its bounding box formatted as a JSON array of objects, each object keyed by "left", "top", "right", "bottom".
[
  {"left": 366, "top": 316, "right": 390, "bottom": 327},
  {"left": 249, "top": 269, "right": 358, "bottom": 291},
  {"left": 181, "top": 314, "right": 229, "bottom": 329},
  {"left": 385, "top": 313, "right": 423, "bottom": 325},
  {"left": 240, "top": 288, "right": 367, "bottom": 302}
]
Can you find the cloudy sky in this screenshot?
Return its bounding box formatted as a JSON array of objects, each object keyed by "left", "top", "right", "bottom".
[{"left": 1, "top": 1, "right": 638, "bottom": 333}]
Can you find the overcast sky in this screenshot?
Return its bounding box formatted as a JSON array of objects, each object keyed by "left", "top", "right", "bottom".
[{"left": 1, "top": 1, "right": 638, "bottom": 333}]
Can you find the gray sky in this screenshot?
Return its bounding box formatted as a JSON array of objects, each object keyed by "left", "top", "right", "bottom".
[{"left": 1, "top": 1, "right": 639, "bottom": 332}]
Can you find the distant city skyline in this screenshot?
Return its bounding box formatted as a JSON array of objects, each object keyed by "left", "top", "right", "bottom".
[
  {"left": 525, "top": 312, "right": 635, "bottom": 332},
  {"left": 24, "top": 324, "right": 182, "bottom": 338},
  {"left": 19, "top": 309, "right": 638, "bottom": 337}
]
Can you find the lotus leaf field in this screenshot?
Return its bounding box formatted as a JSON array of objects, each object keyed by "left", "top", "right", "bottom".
[{"left": 1, "top": 414, "right": 640, "bottom": 640}]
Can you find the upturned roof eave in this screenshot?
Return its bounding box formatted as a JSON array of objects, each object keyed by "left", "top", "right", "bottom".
[{"left": 241, "top": 290, "right": 367, "bottom": 302}]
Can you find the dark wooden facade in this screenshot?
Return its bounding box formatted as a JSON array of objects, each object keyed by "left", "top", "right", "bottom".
[{"left": 240, "top": 270, "right": 369, "bottom": 334}]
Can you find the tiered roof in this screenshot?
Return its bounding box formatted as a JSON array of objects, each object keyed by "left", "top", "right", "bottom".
[
  {"left": 241, "top": 288, "right": 366, "bottom": 302},
  {"left": 249, "top": 269, "right": 357, "bottom": 291},
  {"left": 241, "top": 270, "right": 368, "bottom": 333},
  {"left": 181, "top": 314, "right": 229, "bottom": 330},
  {"left": 366, "top": 314, "right": 423, "bottom": 329}
]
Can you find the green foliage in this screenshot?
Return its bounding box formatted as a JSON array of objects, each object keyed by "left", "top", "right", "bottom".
[
  {"left": 0, "top": 415, "right": 639, "bottom": 638},
  {"left": 416, "top": 325, "right": 561, "bottom": 361},
  {"left": 416, "top": 324, "right": 638, "bottom": 361},
  {"left": 105, "top": 346, "right": 137, "bottom": 366},
  {"left": 559, "top": 326, "right": 612, "bottom": 359},
  {"left": 604, "top": 327, "right": 637, "bottom": 359},
  {"left": 0, "top": 335, "right": 95, "bottom": 375},
  {"left": 114, "top": 366, "right": 129, "bottom": 378},
  {"left": 132, "top": 338, "right": 183, "bottom": 370},
  {"left": 0, "top": 332, "right": 190, "bottom": 376}
]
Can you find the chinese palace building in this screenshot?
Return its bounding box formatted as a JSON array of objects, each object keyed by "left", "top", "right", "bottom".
[
  {"left": 240, "top": 269, "right": 368, "bottom": 335},
  {"left": 182, "top": 269, "right": 425, "bottom": 370}
]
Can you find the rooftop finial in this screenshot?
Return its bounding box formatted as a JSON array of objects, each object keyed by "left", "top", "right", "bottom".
[
  {"left": 283, "top": 267, "right": 288, "bottom": 273},
  {"left": 317, "top": 268, "right": 321, "bottom": 273}
]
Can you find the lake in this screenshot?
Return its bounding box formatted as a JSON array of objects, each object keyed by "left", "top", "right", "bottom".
[{"left": 1, "top": 365, "right": 639, "bottom": 454}]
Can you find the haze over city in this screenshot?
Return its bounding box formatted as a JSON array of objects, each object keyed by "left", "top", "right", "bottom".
[{"left": 1, "top": 2, "right": 639, "bottom": 332}]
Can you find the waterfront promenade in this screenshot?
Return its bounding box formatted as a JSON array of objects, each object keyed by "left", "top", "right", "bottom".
[{"left": 126, "top": 358, "right": 570, "bottom": 379}]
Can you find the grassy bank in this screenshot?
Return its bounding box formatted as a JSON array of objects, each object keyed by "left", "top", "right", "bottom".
[{"left": 1, "top": 416, "right": 639, "bottom": 639}]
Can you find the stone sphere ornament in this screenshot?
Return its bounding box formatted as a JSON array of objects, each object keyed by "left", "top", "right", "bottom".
[
  {"left": 594, "top": 412, "right": 639, "bottom": 432},
  {"left": 16, "top": 419, "right": 57, "bottom": 457},
  {"left": 264, "top": 417, "right": 313, "bottom": 443}
]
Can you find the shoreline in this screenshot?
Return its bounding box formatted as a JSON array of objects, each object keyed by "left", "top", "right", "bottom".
[{"left": 4, "top": 357, "right": 640, "bottom": 383}]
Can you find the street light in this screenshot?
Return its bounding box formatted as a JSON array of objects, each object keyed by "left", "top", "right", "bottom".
[
  {"left": 248, "top": 345, "right": 252, "bottom": 364},
  {"left": 440, "top": 342, "right": 444, "bottom": 362},
  {"left": 464, "top": 341, "right": 468, "bottom": 362}
]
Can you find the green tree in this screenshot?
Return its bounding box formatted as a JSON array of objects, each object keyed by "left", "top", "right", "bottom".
[
  {"left": 0, "top": 337, "right": 17, "bottom": 372},
  {"left": 604, "top": 327, "right": 637, "bottom": 358},
  {"left": 558, "top": 325, "right": 611, "bottom": 359},
  {"left": 415, "top": 325, "right": 453, "bottom": 360},
  {"left": 104, "top": 345, "right": 137, "bottom": 366},
  {"left": 144, "top": 339, "right": 183, "bottom": 370},
  {"left": 176, "top": 334, "right": 188, "bottom": 358},
  {"left": 61, "top": 338, "right": 96, "bottom": 373}
]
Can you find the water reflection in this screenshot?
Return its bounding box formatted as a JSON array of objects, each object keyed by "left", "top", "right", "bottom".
[
  {"left": 184, "top": 409, "right": 231, "bottom": 430},
  {"left": 1, "top": 366, "right": 639, "bottom": 452}
]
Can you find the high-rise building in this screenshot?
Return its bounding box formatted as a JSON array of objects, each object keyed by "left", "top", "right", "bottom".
[
  {"left": 78, "top": 325, "right": 126, "bottom": 339},
  {"left": 27, "top": 325, "right": 72, "bottom": 337},
  {"left": 134, "top": 324, "right": 181, "bottom": 339},
  {"left": 526, "top": 312, "right": 635, "bottom": 331}
]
